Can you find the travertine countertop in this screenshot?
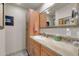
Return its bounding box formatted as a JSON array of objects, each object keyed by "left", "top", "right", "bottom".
[{"left": 30, "top": 35, "right": 79, "bottom": 56}]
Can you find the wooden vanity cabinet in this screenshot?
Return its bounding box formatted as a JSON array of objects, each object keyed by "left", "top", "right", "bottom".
[
  {"left": 30, "top": 38, "right": 60, "bottom": 56},
  {"left": 30, "top": 38, "right": 41, "bottom": 56},
  {"left": 41, "top": 45, "right": 60, "bottom": 56}
]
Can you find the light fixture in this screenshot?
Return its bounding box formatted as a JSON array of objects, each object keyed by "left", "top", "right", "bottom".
[
  {"left": 16, "top": 3, "right": 22, "bottom": 5},
  {"left": 45, "top": 10, "right": 49, "bottom": 14},
  {"left": 46, "top": 11, "right": 49, "bottom": 14}
]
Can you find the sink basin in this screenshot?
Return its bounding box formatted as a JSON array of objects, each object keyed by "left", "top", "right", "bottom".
[{"left": 31, "top": 35, "right": 47, "bottom": 40}]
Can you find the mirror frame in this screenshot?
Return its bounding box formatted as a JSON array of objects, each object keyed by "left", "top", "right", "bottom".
[{"left": 0, "top": 3, "right": 4, "bottom": 30}]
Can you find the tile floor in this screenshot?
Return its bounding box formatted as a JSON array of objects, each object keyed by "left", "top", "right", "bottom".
[{"left": 8, "top": 50, "right": 28, "bottom": 56}]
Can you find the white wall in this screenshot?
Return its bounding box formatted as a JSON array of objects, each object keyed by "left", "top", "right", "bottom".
[
  {"left": 5, "top": 4, "right": 27, "bottom": 55},
  {"left": 0, "top": 29, "right": 5, "bottom": 56}
]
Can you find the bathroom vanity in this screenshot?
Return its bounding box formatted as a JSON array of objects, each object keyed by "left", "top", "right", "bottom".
[
  {"left": 30, "top": 36, "right": 60, "bottom": 56},
  {"left": 30, "top": 35, "right": 79, "bottom": 56}
]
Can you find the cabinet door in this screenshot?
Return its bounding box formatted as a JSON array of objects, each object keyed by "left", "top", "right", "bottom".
[
  {"left": 29, "top": 39, "right": 34, "bottom": 56},
  {"left": 40, "top": 13, "right": 47, "bottom": 28},
  {"left": 41, "top": 45, "right": 60, "bottom": 56},
  {"left": 31, "top": 39, "right": 41, "bottom": 56},
  {"left": 33, "top": 46, "right": 41, "bottom": 56},
  {"left": 28, "top": 9, "right": 40, "bottom": 35},
  {"left": 26, "top": 9, "right": 34, "bottom": 54},
  {"left": 26, "top": 9, "right": 40, "bottom": 55},
  {"left": 41, "top": 48, "right": 49, "bottom": 56}
]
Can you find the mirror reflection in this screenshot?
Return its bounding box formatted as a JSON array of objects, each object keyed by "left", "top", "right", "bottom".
[{"left": 40, "top": 3, "right": 79, "bottom": 28}]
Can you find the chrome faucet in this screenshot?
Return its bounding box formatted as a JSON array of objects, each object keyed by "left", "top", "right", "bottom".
[{"left": 42, "top": 32, "right": 48, "bottom": 37}]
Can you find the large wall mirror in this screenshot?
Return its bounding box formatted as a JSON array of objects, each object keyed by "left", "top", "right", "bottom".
[
  {"left": 40, "top": 3, "right": 79, "bottom": 28},
  {"left": 0, "top": 3, "right": 4, "bottom": 29}
]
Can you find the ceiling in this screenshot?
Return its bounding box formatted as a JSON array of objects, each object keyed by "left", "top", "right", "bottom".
[{"left": 8, "top": 3, "right": 43, "bottom": 10}]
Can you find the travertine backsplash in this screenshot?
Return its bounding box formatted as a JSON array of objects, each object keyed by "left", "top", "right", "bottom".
[{"left": 40, "top": 27, "right": 79, "bottom": 38}]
